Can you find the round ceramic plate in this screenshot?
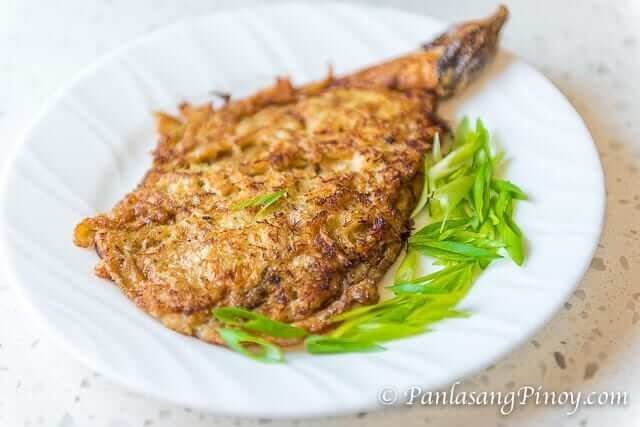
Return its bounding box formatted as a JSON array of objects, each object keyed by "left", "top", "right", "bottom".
[{"left": 0, "top": 2, "right": 604, "bottom": 417}]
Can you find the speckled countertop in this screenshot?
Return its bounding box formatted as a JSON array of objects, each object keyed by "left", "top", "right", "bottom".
[{"left": 1, "top": 0, "right": 639, "bottom": 426}]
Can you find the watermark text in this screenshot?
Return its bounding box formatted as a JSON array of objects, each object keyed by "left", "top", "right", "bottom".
[{"left": 378, "top": 382, "right": 628, "bottom": 415}]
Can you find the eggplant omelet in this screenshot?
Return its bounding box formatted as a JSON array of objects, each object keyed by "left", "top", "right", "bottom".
[{"left": 74, "top": 7, "right": 508, "bottom": 345}]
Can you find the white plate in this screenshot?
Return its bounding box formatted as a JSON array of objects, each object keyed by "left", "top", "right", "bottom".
[{"left": 0, "top": 3, "right": 604, "bottom": 417}]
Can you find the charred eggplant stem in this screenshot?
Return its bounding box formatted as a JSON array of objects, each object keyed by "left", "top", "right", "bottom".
[
  {"left": 334, "top": 6, "right": 508, "bottom": 97},
  {"left": 426, "top": 5, "right": 509, "bottom": 98}
]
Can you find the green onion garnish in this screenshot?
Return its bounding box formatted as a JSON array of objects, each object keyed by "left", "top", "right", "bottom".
[
  {"left": 394, "top": 249, "right": 417, "bottom": 284},
  {"left": 432, "top": 132, "right": 442, "bottom": 162},
  {"left": 213, "top": 307, "right": 307, "bottom": 338},
  {"left": 217, "top": 328, "right": 284, "bottom": 363},
  {"left": 410, "top": 152, "right": 432, "bottom": 219},
  {"left": 491, "top": 179, "right": 528, "bottom": 200},
  {"left": 304, "top": 335, "right": 385, "bottom": 354},
  {"left": 232, "top": 190, "right": 287, "bottom": 217}
]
